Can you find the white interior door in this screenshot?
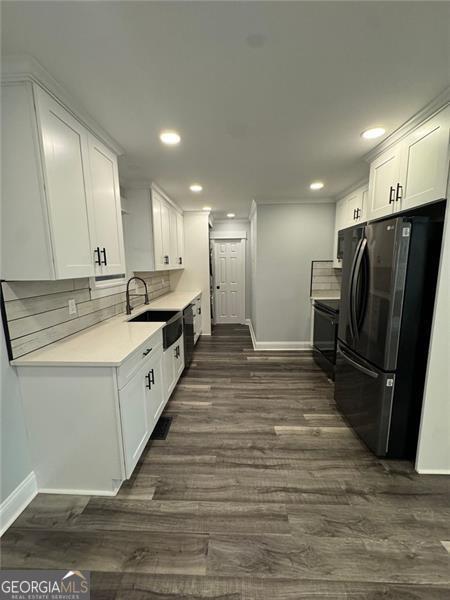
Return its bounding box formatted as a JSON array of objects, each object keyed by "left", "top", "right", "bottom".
[{"left": 213, "top": 239, "right": 245, "bottom": 324}]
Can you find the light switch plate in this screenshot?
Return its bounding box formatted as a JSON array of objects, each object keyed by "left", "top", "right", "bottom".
[{"left": 68, "top": 299, "right": 77, "bottom": 315}]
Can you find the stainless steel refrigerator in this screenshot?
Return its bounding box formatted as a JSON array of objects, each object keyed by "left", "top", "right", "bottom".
[{"left": 335, "top": 215, "right": 443, "bottom": 458}]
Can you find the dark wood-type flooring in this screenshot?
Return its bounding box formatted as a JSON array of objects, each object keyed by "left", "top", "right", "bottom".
[{"left": 2, "top": 324, "right": 450, "bottom": 598}]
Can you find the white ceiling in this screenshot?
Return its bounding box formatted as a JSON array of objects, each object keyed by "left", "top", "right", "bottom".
[{"left": 2, "top": 1, "right": 449, "bottom": 218}]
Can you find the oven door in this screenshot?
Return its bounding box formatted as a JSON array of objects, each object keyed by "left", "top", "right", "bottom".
[{"left": 313, "top": 305, "right": 338, "bottom": 364}]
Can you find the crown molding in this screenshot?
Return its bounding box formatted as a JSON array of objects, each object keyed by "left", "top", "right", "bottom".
[
  {"left": 1, "top": 54, "right": 124, "bottom": 156},
  {"left": 151, "top": 182, "right": 183, "bottom": 214},
  {"left": 364, "top": 86, "right": 450, "bottom": 163},
  {"left": 254, "top": 197, "right": 335, "bottom": 206},
  {"left": 334, "top": 178, "right": 369, "bottom": 202}
]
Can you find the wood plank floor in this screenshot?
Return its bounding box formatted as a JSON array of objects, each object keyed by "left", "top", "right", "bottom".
[{"left": 2, "top": 324, "right": 450, "bottom": 599}]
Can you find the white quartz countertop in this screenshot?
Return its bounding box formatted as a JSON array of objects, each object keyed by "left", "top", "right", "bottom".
[
  {"left": 144, "top": 290, "right": 201, "bottom": 311},
  {"left": 11, "top": 290, "right": 201, "bottom": 368},
  {"left": 310, "top": 291, "right": 341, "bottom": 301}
]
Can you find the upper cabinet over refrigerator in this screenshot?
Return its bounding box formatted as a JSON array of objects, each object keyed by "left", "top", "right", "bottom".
[{"left": 367, "top": 106, "right": 450, "bottom": 221}]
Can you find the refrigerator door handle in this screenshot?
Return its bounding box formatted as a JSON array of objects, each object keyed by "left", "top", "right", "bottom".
[
  {"left": 351, "top": 237, "right": 367, "bottom": 339},
  {"left": 338, "top": 344, "right": 379, "bottom": 379},
  {"left": 348, "top": 237, "right": 364, "bottom": 341}
]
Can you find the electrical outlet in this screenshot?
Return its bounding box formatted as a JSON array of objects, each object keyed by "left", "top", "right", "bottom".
[{"left": 68, "top": 299, "right": 77, "bottom": 315}]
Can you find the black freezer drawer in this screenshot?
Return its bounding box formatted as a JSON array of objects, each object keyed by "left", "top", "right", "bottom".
[{"left": 335, "top": 342, "right": 395, "bottom": 457}]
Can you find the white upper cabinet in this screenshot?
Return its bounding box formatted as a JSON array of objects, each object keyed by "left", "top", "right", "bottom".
[
  {"left": 151, "top": 186, "right": 184, "bottom": 271},
  {"left": 33, "top": 87, "right": 94, "bottom": 279},
  {"left": 367, "top": 147, "right": 402, "bottom": 220},
  {"left": 123, "top": 185, "right": 184, "bottom": 272},
  {"left": 332, "top": 184, "right": 368, "bottom": 268},
  {"left": 400, "top": 109, "right": 450, "bottom": 210},
  {"left": 1, "top": 80, "right": 124, "bottom": 281},
  {"left": 367, "top": 105, "right": 449, "bottom": 220},
  {"left": 87, "top": 134, "right": 125, "bottom": 276},
  {"left": 176, "top": 211, "right": 185, "bottom": 267}
]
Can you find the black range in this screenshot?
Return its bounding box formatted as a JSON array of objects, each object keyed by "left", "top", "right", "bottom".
[{"left": 312, "top": 298, "right": 339, "bottom": 380}]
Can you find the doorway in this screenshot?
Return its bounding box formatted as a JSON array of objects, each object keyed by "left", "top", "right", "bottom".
[{"left": 212, "top": 238, "right": 245, "bottom": 324}]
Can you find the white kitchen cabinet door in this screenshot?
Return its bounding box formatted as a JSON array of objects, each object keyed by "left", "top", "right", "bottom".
[
  {"left": 367, "top": 147, "right": 402, "bottom": 220},
  {"left": 345, "top": 189, "right": 364, "bottom": 225},
  {"left": 87, "top": 134, "right": 126, "bottom": 276},
  {"left": 169, "top": 205, "right": 178, "bottom": 267},
  {"left": 400, "top": 108, "right": 450, "bottom": 211},
  {"left": 160, "top": 198, "right": 171, "bottom": 268},
  {"left": 33, "top": 86, "right": 94, "bottom": 279},
  {"left": 176, "top": 211, "right": 184, "bottom": 267},
  {"left": 174, "top": 335, "right": 185, "bottom": 382},
  {"left": 119, "top": 360, "right": 151, "bottom": 478},
  {"left": 146, "top": 348, "right": 166, "bottom": 430},
  {"left": 152, "top": 190, "right": 165, "bottom": 270},
  {"left": 162, "top": 344, "right": 175, "bottom": 401}
]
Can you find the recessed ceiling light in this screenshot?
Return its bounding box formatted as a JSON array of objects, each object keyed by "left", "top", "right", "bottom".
[
  {"left": 310, "top": 181, "right": 324, "bottom": 190},
  {"left": 190, "top": 184, "right": 203, "bottom": 193},
  {"left": 202, "top": 206, "right": 212, "bottom": 211},
  {"left": 227, "top": 213, "right": 235, "bottom": 218},
  {"left": 361, "top": 127, "right": 385, "bottom": 140},
  {"left": 159, "top": 130, "right": 181, "bottom": 145}
]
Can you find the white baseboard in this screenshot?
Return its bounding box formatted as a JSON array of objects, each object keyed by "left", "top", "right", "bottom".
[
  {"left": 415, "top": 468, "right": 450, "bottom": 475},
  {"left": 0, "top": 471, "right": 37, "bottom": 537},
  {"left": 39, "top": 487, "right": 117, "bottom": 496},
  {"left": 245, "top": 319, "right": 311, "bottom": 351}
]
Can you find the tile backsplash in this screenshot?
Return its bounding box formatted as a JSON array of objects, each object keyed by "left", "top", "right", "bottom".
[
  {"left": 2, "top": 272, "right": 170, "bottom": 359},
  {"left": 310, "top": 260, "right": 342, "bottom": 295}
]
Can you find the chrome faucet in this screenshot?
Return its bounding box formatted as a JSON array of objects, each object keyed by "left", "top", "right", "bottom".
[{"left": 126, "top": 276, "right": 149, "bottom": 315}]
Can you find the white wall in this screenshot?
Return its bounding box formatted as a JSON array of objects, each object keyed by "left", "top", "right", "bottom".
[
  {"left": 253, "top": 202, "right": 335, "bottom": 344},
  {"left": 170, "top": 211, "right": 212, "bottom": 335},
  {"left": 1, "top": 326, "right": 33, "bottom": 502},
  {"left": 416, "top": 204, "right": 450, "bottom": 474},
  {"left": 211, "top": 219, "right": 251, "bottom": 319}
]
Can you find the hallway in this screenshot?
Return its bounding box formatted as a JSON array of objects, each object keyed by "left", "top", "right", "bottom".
[{"left": 2, "top": 324, "right": 450, "bottom": 598}]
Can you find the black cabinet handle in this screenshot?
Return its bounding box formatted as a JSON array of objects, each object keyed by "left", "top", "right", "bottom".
[
  {"left": 216, "top": 285, "right": 220, "bottom": 289},
  {"left": 356, "top": 208, "right": 361, "bottom": 219},
  {"left": 164, "top": 255, "right": 169, "bottom": 264},
  {"left": 149, "top": 368, "right": 155, "bottom": 385},
  {"left": 178, "top": 257, "right": 183, "bottom": 265},
  {"left": 145, "top": 373, "right": 151, "bottom": 389},
  {"left": 389, "top": 186, "right": 396, "bottom": 204},
  {"left": 395, "top": 183, "right": 403, "bottom": 202},
  {"left": 101, "top": 248, "right": 107, "bottom": 265},
  {"left": 198, "top": 307, "right": 201, "bottom": 315},
  {"left": 142, "top": 347, "right": 152, "bottom": 356},
  {"left": 94, "top": 247, "right": 102, "bottom": 265}
]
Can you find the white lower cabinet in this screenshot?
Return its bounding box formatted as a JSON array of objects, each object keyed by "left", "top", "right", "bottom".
[
  {"left": 16, "top": 329, "right": 166, "bottom": 494},
  {"left": 162, "top": 334, "right": 185, "bottom": 401},
  {"left": 119, "top": 345, "right": 163, "bottom": 478},
  {"left": 193, "top": 294, "right": 202, "bottom": 343}
]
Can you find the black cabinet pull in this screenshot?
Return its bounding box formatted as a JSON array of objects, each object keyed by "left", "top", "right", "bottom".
[
  {"left": 149, "top": 368, "right": 155, "bottom": 385},
  {"left": 94, "top": 247, "right": 102, "bottom": 265},
  {"left": 356, "top": 208, "right": 360, "bottom": 219},
  {"left": 164, "top": 255, "right": 169, "bottom": 264},
  {"left": 198, "top": 307, "right": 201, "bottom": 315},
  {"left": 178, "top": 257, "right": 183, "bottom": 265},
  {"left": 389, "top": 186, "right": 396, "bottom": 204},
  {"left": 101, "top": 248, "right": 107, "bottom": 265},
  {"left": 395, "top": 182, "right": 403, "bottom": 201},
  {"left": 145, "top": 373, "right": 151, "bottom": 389},
  {"left": 142, "top": 347, "right": 152, "bottom": 356}
]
